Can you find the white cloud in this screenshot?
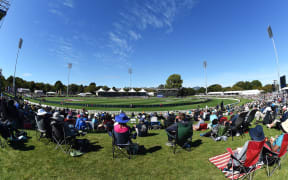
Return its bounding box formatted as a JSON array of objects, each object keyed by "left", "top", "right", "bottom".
[
  {"left": 63, "top": 0, "right": 74, "bottom": 8},
  {"left": 22, "top": 73, "right": 32, "bottom": 77},
  {"left": 108, "top": 0, "right": 196, "bottom": 64},
  {"left": 48, "top": 36, "right": 79, "bottom": 64},
  {"left": 128, "top": 30, "right": 142, "bottom": 40}
]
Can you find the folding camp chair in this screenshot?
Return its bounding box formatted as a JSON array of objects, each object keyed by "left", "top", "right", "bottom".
[
  {"left": 226, "top": 140, "right": 265, "bottom": 180},
  {"left": 263, "top": 111, "right": 272, "bottom": 125},
  {"left": 229, "top": 111, "right": 249, "bottom": 141},
  {"left": 51, "top": 121, "right": 77, "bottom": 154},
  {"left": 242, "top": 109, "right": 258, "bottom": 130},
  {"left": 130, "top": 118, "right": 137, "bottom": 124},
  {"left": 198, "top": 123, "right": 208, "bottom": 131},
  {"left": 112, "top": 130, "right": 133, "bottom": 159},
  {"left": 263, "top": 133, "right": 288, "bottom": 176},
  {"left": 150, "top": 116, "right": 161, "bottom": 129},
  {"left": 35, "top": 115, "right": 48, "bottom": 141},
  {"left": 168, "top": 121, "right": 193, "bottom": 154}
]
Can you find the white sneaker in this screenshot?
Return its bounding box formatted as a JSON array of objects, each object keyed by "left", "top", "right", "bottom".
[{"left": 165, "top": 142, "right": 174, "bottom": 146}]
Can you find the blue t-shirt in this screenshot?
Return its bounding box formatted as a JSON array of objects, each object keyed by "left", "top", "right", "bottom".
[
  {"left": 210, "top": 114, "right": 218, "bottom": 122},
  {"left": 273, "top": 134, "right": 284, "bottom": 152}
]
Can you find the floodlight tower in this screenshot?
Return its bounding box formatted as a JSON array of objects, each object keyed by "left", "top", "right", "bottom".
[
  {"left": 0, "top": 0, "right": 11, "bottom": 28},
  {"left": 203, "top": 61, "right": 207, "bottom": 95},
  {"left": 128, "top": 68, "right": 132, "bottom": 90},
  {"left": 67, "top": 63, "right": 72, "bottom": 97},
  {"left": 0, "top": 68, "right": 2, "bottom": 96},
  {"left": 13, "top": 38, "right": 23, "bottom": 98},
  {"left": 267, "top": 25, "right": 280, "bottom": 92}
]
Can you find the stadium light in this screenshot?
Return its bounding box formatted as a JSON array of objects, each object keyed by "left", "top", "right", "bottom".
[
  {"left": 0, "top": 68, "right": 2, "bottom": 96},
  {"left": 67, "top": 63, "right": 72, "bottom": 97},
  {"left": 268, "top": 25, "right": 280, "bottom": 92},
  {"left": 128, "top": 68, "right": 132, "bottom": 90},
  {"left": 13, "top": 38, "right": 23, "bottom": 98},
  {"left": 203, "top": 61, "right": 207, "bottom": 95}
]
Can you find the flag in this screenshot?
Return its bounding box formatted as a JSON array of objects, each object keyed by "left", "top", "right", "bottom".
[{"left": 268, "top": 25, "right": 273, "bottom": 38}]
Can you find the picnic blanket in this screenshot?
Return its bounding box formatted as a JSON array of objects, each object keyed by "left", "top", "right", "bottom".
[{"left": 209, "top": 151, "right": 262, "bottom": 179}]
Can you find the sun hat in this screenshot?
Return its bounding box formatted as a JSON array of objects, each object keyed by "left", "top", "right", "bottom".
[
  {"left": 115, "top": 113, "right": 130, "bottom": 123},
  {"left": 281, "top": 120, "right": 288, "bottom": 133},
  {"left": 249, "top": 125, "right": 265, "bottom": 141},
  {"left": 52, "top": 112, "right": 64, "bottom": 121},
  {"left": 37, "top": 109, "right": 47, "bottom": 116}
]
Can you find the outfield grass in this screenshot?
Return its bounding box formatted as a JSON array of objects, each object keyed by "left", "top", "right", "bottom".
[
  {"left": 26, "top": 97, "right": 239, "bottom": 111},
  {"left": 0, "top": 123, "right": 286, "bottom": 180}
]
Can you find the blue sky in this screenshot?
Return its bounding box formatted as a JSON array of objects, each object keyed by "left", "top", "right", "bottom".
[{"left": 1, "top": 0, "right": 288, "bottom": 88}]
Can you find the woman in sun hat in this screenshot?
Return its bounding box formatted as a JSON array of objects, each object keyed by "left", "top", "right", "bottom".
[
  {"left": 36, "top": 108, "right": 52, "bottom": 138},
  {"left": 113, "top": 112, "right": 138, "bottom": 154},
  {"left": 114, "top": 112, "right": 131, "bottom": 134}
]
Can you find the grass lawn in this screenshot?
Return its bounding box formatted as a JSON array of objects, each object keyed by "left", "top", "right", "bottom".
[
  {"left": 0, "top": 123, "right": 286, "bottom": 180},
  {"left": 26, "top": 97, "right": 239, "bottom": 111}
]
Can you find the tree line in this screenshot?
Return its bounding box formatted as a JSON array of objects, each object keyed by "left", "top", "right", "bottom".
[
  {"left": 0, "top": 74, "right": 274, "bottom": 96},
  {"left": 160, "top": 74, "right": 274, "bottom": 95}
]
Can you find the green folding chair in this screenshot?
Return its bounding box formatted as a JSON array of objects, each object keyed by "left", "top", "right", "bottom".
[{"left": 172, "top": 121, "right": 193, "bottom": 154}]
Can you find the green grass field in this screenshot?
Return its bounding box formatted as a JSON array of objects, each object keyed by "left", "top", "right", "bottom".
[
  {"left": 0, "top": 124, "right": 286, "bottom": 180},
  {"left": 27, "top": 97, "right": 239, "bottom": 111}
]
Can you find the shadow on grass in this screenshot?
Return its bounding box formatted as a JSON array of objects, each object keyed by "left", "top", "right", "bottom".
[
  {"left": 143, "top": 133, "right": 159, "bottom": 137},
  {"left": 137, "top": 145, "right": 162, "bottom": 155},
  {"left": 191, "top": 139, "right": 202, "bottom": 148},
  {"left": 86, "top": 141, "right": 103, "bottom": 152},
  {"left": 9, "top": 142, "right": 35, "bottom": 151}
]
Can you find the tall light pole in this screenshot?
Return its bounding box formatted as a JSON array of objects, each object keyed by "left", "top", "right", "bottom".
[
  {"left": 13, "top": 38, "right": 23, "bottom": 98},
  {"left": 67, "top": 63, "right": 72, "bottom": 97},
  {"left": 0, "top": 68, "right": 2, "bottom": 97},
  {"left": 268, "top": 25, "right": 280, "bottom": 92},
  {"left": 203, "top": 61, "right": 207, "bottom": 95},
  {"left": 128, "top": 68, "right": 132, "bottom": 90}
]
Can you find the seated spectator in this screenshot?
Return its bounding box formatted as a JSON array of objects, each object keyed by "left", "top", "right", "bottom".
[
  {"left": 98, "top": 113, "right": 114, "bottom": 135},
  {"left": 208, "top": 111, "right": 218, "bottom": 129},
  {"left": 36, "top": 109, "right": 52, "bottom": 138},
  {"left": 165, "top": 112, "right": 176, "bottom": 128},
  {"left": 91, "top": 114, "right": 98, "bottom": 130},
  {"left": 193, "top": 115, "right": 204, "bottom": 131},
  {"left": 166, "top": 113, "right": 191, "bottom": 146},
  {"left": 113, "top": 113, "right": 138, "bottom": 154},
  {"left": 267, "top": 106, "right": 288, "bottom": 128},
  {"left": 134, "top": 118, "right": 148, "bottom": 137},
  {"left": 265, "top": 121, "right": 288, "bottom": 153},
  {"left": 75, "top": 113, "right": 87, "bottom": 130},
  {"left": 222, "top": 125, "right": 265, "bottom": 173}
]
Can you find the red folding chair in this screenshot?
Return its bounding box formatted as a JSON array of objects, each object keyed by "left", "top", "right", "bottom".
[
  {"left": 226, "top": 139, "right": 265, "bottom": 179},
  {"left": 219, "top": 117, "right": 228, "bottom": 124},
  {"left": 198, "top": 123, "right": 208, "bottom": 131},
  {"left": 263, "top": 133, "right": 288, "bottom": 176}
]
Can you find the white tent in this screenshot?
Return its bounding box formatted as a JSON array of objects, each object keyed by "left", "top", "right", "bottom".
[
  {"left": 139, "top": 88, "right": 147, "bottom": 93},
  {"left": 108, "top": 88, "right": 116, "bottom": 92},
  {"left": 129, "top": 88, "right": 136, "bottom": 93},
  {"left": 240, "top": 90, "right": 263, "bottom": 95},
  {"left": 118, "top": 88, "right": 126, "bottom": 93},
  {"left": 97, "top": 88, "right": 105, "bottom": 92},
  {"left": 46, "top": 92, "right": 57, "bottom": 96}
]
